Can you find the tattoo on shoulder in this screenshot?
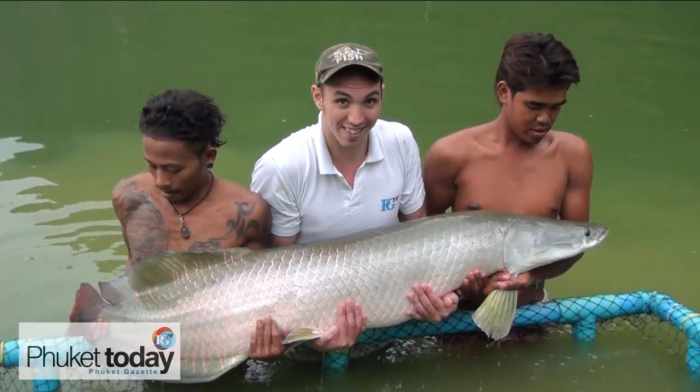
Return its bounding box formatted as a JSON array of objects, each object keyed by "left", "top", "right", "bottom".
[
  {"left": 226, "top": 201, "right": 261, "bottom": 239},
  {"left": 116, "top": 181, "right": 148, "bottom": 216},
  {"left": 118, "top": 185, "right": 168, "bottom": 262}
]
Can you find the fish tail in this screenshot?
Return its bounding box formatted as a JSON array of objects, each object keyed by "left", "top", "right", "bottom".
[
  {"left": 69, "top": 283, "right": 106, "bottom": 322},
  {"left": 472, "top": 289, "right": 518, "bottom": 340}
]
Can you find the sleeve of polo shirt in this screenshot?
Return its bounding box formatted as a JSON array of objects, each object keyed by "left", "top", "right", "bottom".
[
  {"left": 397, "top": 126, "right": 426, "bottom": 215},
  {"left": 250, "top": 156, "right": 302, "bottom": 238}
]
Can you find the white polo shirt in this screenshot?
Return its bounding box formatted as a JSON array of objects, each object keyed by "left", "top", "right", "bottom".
[{"left": 251, "top": 114, "right": 425, "bottom": 244}]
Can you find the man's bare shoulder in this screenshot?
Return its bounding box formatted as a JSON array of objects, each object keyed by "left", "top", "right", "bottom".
[
  {"left": 214, "top": 178, "right": 270, "bottom": 247},
  {"left": 216, "top": 179, "right": 259, "bottom": 201},
  {"left": 112, "top": 173, "right": 153, "bottom": 216},
  {"left": 550, "top": 130, "right": 592, "bottom": 159},
  {"left": 428, "top": 123, "right": 493, "bottom": 162},
  {"left": 216, "top": 179, "right": 269, "bottom": 213},
  {"left": 112, "top": 173, "right": 151, "bottom": 197}
]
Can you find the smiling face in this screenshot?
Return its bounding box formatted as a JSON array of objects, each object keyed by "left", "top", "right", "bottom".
[
  {"left": 142, "top": 135, "right": 215, "bottom": 204},
  {"left": 497, "top": 82, "right": 569, "bottom": 146},
  {"left": 311, "top": 71, "right": 383, "bottom": 153}
]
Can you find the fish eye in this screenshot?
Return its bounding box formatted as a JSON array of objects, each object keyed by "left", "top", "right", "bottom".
[{"left": 585, "top": 228, "right": 591, "bottom": 237}]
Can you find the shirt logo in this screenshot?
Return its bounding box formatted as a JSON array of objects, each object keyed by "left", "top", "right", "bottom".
[{"left": 380, "top": 196, "right": 399, "bottom": 212}]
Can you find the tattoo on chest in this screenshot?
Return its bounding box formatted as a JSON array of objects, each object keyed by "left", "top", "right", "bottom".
[
  {"left": 185, "top": 201, "right": 260, "bottom": 252},
  {"left": 188, "top": 240, "right": 222, "bottom": 252}
]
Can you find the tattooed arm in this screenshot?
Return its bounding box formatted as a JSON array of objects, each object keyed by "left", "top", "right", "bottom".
[
  {"left": 112, "top": 177, "right": 168, "bottom": 266},
  {"left": 231, "top": 194, "right": 271, "bottom": 250}
]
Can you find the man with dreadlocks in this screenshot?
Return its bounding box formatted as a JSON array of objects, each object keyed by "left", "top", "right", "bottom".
[{"left": 112, "top": 89, "right": 270, "bottom": 266}]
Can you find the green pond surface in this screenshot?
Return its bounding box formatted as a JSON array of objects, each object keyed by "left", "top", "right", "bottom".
[{"left": 1, "top": 2, "right": 699, "bottom": 391}]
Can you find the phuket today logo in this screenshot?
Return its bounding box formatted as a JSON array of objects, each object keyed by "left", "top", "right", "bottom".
[
  {"left": 152, "top": 326, "right": 175, "bottom": 350},
  {"left": 19, "top": 322, "right": 181, "bottom": 380}
]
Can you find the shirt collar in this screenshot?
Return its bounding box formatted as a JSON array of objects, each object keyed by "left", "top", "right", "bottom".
[{"left": 313, "top": 112, "right": 385, "bottom": 176}]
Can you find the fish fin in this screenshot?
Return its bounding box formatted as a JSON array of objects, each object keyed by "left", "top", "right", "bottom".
[
  {"left": 128, "top": 248, "right": 253, "bottom": 291},
  {"left": 69, "top": 283, "right": 107, "bottom": 322},
  {"left": 472, "top": 289, "right": 518, "bottom": 340},
  {"left": 282, "top": 328, "right": 322, "bottom": 345}
]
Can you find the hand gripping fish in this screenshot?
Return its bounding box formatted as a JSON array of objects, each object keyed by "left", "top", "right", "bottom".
[{"left": 70, "top": 211, "right": 607, "bottom": 382}]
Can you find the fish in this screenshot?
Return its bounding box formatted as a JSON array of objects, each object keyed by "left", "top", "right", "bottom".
[{"left": 69, "top": 211, "right": 607, "bottom": 382}]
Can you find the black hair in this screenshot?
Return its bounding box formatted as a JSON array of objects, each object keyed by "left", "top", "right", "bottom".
[
  {"left": 495, "top": 32, "right": 580, "bottom": 94},
  {"left": 139, "top": 89, "right": 226, "bottom": 151}
]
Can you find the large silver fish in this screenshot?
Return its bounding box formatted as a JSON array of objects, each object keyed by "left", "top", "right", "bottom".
[{"left": 70, "top": 211, "right": 607, "bottom": 382}]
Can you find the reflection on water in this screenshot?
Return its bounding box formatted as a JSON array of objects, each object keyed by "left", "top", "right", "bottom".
[
  {"left": 0, "top": 137, "right": 126, "bottom": 340},
  {"left": 0, "top": 137, "right": 42, "bottom": 165}
]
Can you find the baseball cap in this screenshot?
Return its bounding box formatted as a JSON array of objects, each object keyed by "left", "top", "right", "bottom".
[{"left": 314, "top": 43, "right": 383, "bottom": 85}]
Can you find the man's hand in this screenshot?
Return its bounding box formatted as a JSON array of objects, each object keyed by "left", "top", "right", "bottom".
[
  {"left": 313, "top": 299, "right": 367, "bottom": 352},
  {"left": 249, "top": 317, "right": 286, "bottom": 359},
  {"left": 460, "top": 269, "right": 487, "bottom": 298},
  {"left": 406, "top": 283, "right": 459, "bottom": 323},
  {"left": 484, "top": 270, "right": 535, "bottom": 292},
  {"left": 458, "top": 269, "right": 537, "bottom": 306}
]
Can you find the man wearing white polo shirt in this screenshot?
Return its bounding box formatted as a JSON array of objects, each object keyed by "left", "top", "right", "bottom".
[{"left": 248, "top": 43, "right": 459, "bottom": 359}]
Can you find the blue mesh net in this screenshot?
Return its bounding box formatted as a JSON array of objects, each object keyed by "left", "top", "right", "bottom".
[{"left": 2, "top": 291, "right": 698, "bottom": 391}]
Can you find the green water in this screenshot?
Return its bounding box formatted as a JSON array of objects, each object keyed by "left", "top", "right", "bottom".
[{"left": 1, "top": 2, "right": 699, "bottom": 391}]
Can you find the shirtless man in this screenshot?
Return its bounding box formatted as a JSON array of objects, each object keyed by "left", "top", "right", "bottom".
[
  {"left": 424, "top": 32, "right": 593, "bottom": 307},
  {"left": 112, "top": 89, "right": 270, "bottom": 266}
]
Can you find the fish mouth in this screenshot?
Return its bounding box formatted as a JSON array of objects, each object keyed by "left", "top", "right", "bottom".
[{"left": 584, "top": 224, "right": 608, "bottom": 248}]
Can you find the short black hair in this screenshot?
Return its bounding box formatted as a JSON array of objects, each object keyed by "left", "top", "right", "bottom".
[
  {"left": 139, "top": 89, "right": 226, "bottom": 150},
  {"left": 495, "top": 32, "right": 580, "bottom": 94}
]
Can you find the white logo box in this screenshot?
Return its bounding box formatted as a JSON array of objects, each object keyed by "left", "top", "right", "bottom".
[{"left": 19, "top": 322, "right": 180, "bottom": 380}]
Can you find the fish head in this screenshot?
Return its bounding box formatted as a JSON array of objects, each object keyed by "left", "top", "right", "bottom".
[{"left": 504, "top": 218, "right": 608, "bottom": 273}]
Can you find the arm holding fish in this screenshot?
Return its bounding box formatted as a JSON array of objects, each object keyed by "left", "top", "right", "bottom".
[
  {"left": 112, "top": 178, "right": 134, "bottom": 261},
  {"left": 406, "top": 283, "right": 459, "bottom": 322},
  {"left": 250, "top": 154, "right": 368, "bottom": 353},
  {"left": 112, "top": 175, "right": 168, "bottom": 266},
  {"left": 251, "top": 156, "right": 302, "bottom": 248},
  {"left": 397, "top": 141, "right": 462, "bottom": 323},
  {"left": 423, "top": 136, "right": 492, "bottom": 314},
  {"left": 311, "top": 299, "right": 367, "bottom": 351},
  {"left": 248, "top": 299, "right": 367, "bottom": 357},
  {"left": 249, "top": 318, "right": 286, "bottom": 359},
  {"left": 399, "top": 203, "right": 461, "bottom": 322}
]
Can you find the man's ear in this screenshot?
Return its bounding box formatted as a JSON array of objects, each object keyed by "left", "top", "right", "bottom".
[
  {"left": 311, "top": 84, "right": 324, "bottom": 111},
  {"left": 496, "top": 81, "right": 511, "bottom": 106},
  {"left": 204, "top": 147, "right": 217, "bottom": 168}
]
